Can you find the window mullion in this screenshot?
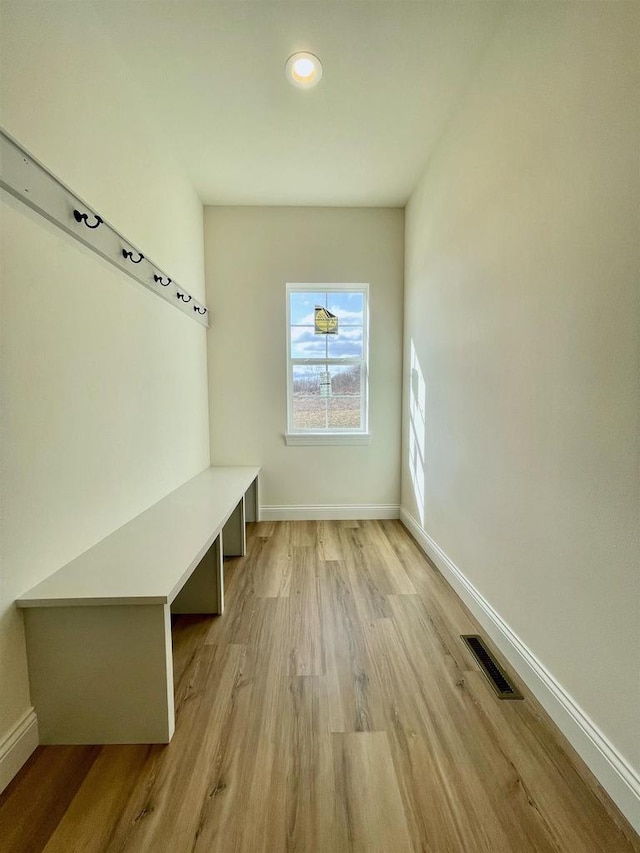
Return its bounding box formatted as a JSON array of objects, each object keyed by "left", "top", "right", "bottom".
[{"left": 291, "top": 358, "right": 363, "bottom": 366}]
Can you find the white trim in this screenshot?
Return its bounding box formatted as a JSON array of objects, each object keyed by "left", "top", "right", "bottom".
[
  {"left": 400, "top": 508, "right": 640, "bottom": 835},
  {"left": 284, "top": 432, "right": 371, "bottom": 446},
  {"left": 286, "top": 282, "right": 371, "bottom": 292},
  {"left": 261, "top": 504, "right": 400, "bottom": 521},
  {"left": 0, "top": 707, "right": 39, "bottom": 794}
]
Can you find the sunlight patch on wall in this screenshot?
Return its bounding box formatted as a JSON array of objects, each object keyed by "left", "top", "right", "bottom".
[{"left": 409, "top": 339, "right": 426, "bottom": 525}]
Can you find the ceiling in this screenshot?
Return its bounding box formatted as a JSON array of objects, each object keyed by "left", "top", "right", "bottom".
[{"left": 94, "top": 1, "right": 505, "bottom": 207}]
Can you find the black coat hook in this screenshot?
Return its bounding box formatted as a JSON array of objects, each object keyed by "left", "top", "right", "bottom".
[
  {"left": 153, "top": 274, "right": 172, "bottom": 286},
  {"left": 122, "top": 249, "right": 144, "bottom": 264},
  {"left": 176, "top": 292, "right": 192, "bottom": 303},
  {"left": 194, "top": 306, "right": 207, "bottom": 315},
  {"left": 73, "top": 209, "right": 103, "bottom": 229}
]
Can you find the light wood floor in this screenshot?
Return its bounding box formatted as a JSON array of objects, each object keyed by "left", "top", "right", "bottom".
[{"left": 1, "top": 520, "right": 638, "bottom": 853}]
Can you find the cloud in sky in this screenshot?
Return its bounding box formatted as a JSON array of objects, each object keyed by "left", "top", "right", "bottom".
[
  {"left": 291, "top": 326, "right": 363, "bottom": 358},
  {"left": 290, "top": 290, "right": 364, "bottom": 326},
  {"left": 296, "top": 309, "right": 363, "bottom": 326}
]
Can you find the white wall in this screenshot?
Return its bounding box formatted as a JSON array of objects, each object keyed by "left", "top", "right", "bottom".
[
  {"left": 204, "top": 207, "right": 404, "bottom": 514},
  {"left": 402, "top": 0, "right": 639, "bottom": 825},
  {"left": 0, "top": 2, "right": 210, "bottom": 787}
]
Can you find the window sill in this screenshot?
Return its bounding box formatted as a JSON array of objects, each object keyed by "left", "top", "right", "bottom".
[{"left": 284, "top": 432, "right": 371, "bottom": 446}]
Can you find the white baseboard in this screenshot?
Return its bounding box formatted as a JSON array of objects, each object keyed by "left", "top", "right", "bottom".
[
  {"left": 400, "top": 508, "right": 640, "bottom": 835},
  {"left": 0, "top": 707, "right": 39, "bottom": 794},
  {"left": 260, "top": 504, "right": 400, "bottom": 521}
]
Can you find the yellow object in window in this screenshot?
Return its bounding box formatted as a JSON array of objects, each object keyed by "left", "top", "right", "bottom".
[{"left": 315, "top": 306, "right": 338, "bottom": 334}]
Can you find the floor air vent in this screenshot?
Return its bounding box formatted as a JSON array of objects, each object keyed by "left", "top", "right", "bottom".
[{"left": 461, "top": 635, "right": 523, "bottom": 700}]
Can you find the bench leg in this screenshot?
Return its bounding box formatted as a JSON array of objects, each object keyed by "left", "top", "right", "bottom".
[
  {"left": 171, "top": 534, "right": 224, "bottom": 615},
  {"left": 222, "top": 495, "right": 246, "bottom": 557},
  {"left": 24, "top": 603, "right": 174, "bottom": 744},
  {"left": 245, "top": 476, "right": 259, "bottom": 523}
]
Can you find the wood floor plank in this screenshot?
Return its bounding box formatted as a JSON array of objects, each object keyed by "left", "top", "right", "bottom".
[
  {"left": 41, "top": 745, "right": 158, "bottom": 853},
  {"left": 356, "top": 520, "right": 417, "bottom": 595},
  {"left": 127, "top": 643, "right": 249, "bottom": 851},
  {"left": 202, "top": 594, "right": 333, "bottom": 851},
  {"left": 335, "top": 525, "right": 392, "bottom": 620},
  {"left": 253, "top": 520, "right": 276, "bottom": 539},
  {"left": 254, "top": 557, "right": 292, "bottom": 598},
  {"left": 332, "top": 731, "right": 413, "bottom": 853},
  {"left": 2, "top": 520, "right": 638, "bottom": 853},
  {"left": 187, "top": 601, "right": 287, "bottom": 852},
  {"left": 270, "top": 544, "right": 324, "bottom": 677},
  {"left": 290, "top": 519, "right": 316, "bottom": 548},
  {"left": 228, "top": 520, "right": 294, "bottom": 601},
  {"left": 227, "top": 674, "right": 339, "bottom": 853},
  {"left": 319, "top": 559, "right": 386, "bottom": 733},
  {"left": 381, "top": 520, "right": 478, "bottom": 637},
  {"left": 280, "top": 676, "right": 336, "bottom": 853},
  {"left": 0, "top": 746, "right": 100, "bottom": 853},
  {"left": 171, "top": 613, "right": 216, "bottom": 687},
  {"left": 318, "top": 519, "right": 344, "bottom": 561}
]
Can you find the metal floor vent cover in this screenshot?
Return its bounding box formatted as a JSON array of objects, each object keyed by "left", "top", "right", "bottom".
[{"left": 461, "top": 635, "right": 523, "bottom": 700}]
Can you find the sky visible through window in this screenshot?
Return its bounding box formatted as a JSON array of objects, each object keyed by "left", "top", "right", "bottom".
[{"left": 290, "top": 291, "right": 364, "bottom": 359}]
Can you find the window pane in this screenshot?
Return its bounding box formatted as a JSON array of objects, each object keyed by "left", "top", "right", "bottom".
[
  {"left": 292, "top": 365, "right": 321, "bottom": 394},
  {"left": 292, "top": 396, "right": 327, "bottom": 430},
  {"left": 329, "top": 365, "right": 361, "bottom": 395},
  {"left": 328, "top": 396, "right": 361, "bottom": 429},
  {"left": 327, "top": 292, "right": 363, "bottom": 325},
  {"left": 291, "top": 326, "right": 327, "bottom": 358},
  {"left": 327, "top": 327, "right": 363, "bottom": 359},
  {"left": 290, "top": 291, "right": 326, "bottom": 325}
]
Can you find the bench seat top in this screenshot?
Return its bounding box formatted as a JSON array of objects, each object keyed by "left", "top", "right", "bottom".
[{"left": 16, "top": 466, "right": 260, "bottom": 609}]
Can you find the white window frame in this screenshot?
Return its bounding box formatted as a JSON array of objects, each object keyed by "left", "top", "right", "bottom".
[{"left": 285, "top": 283, "right": 371, "bottom": 446}]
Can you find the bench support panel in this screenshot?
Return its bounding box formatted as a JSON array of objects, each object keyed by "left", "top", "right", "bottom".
[
  {"left": 245, "top": 477, "right": 259, "bottom": 523},
  {"left": 223, "top": 497, "right": 246, "bottom": 557},
  {"left": 24, "top": 604, "right": 174, "bottom": 744},
  {"left": 172, "top": 535, "right": 224, "bottom": 615}
]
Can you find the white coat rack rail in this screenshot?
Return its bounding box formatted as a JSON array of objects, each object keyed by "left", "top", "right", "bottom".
[{"left": 0, "top": 129, "right": 209, "bottom": 327}]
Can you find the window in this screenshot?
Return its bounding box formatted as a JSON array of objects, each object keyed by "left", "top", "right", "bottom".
[{"left": 285, "top": 283, "right": 370, "bottom": 445}]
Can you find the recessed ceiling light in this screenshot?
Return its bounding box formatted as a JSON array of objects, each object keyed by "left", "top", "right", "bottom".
[{"left": 285, "top": 52, "right": 323, "bottom": 89}]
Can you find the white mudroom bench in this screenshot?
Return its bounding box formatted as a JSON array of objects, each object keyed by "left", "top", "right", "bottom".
[{"left": 16, "top": 466, "right": 260, "bottom": 745}]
